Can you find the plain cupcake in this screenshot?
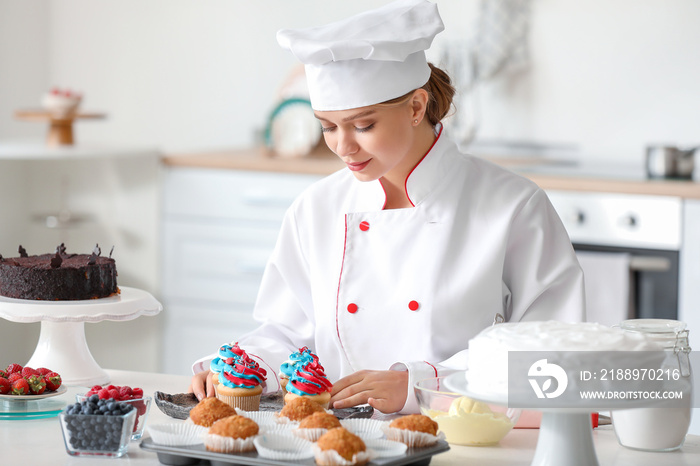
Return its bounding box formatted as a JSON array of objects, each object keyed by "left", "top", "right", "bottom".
[
  {"left": 314, "top": 427, "right": 372, "bottom": 466},
  {"left": 384, "top": 414, "right": 441, "bottom": 448},
  {"left": 278, "top": 396, "right": 326, "bottom": 423},
  {"left": 188, "top": 397, "right": 238, "bottom": 428},
  {"left": 204, "top": 415, "right": 259, "bottom": 453},
  {"left": 295, "top": 411, "right": 342, "bottom": 442}
]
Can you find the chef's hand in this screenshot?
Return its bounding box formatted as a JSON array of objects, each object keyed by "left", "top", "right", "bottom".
[
  {"left": 188, "top": 370, "right": 215, "bottom": 401},
  {"left": 330, "top": 370, "right": 408, "bottom": 414}
]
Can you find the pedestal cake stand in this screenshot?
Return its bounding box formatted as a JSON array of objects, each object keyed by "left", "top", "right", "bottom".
[
  {"left": 0, "top": 286, "right": 162, "bottom": 386},
  {"left": 445, "top": 372, "right": 649, "bottom": 466}
]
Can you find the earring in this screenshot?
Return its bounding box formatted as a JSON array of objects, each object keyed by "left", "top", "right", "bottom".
[{"left": 414, "top": 119, "right": 419, "bottom": 124}]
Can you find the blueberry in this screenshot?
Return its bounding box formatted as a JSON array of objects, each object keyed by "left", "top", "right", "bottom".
[{"left": 89, "top": 394, "right": 99, "bottom": 403}]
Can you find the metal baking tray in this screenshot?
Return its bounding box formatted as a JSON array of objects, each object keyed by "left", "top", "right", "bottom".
[{"left": 140, "top": 437, "right": 450, "bottom": 466}]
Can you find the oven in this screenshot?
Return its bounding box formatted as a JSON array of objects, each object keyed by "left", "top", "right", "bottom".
[{"left": 547, "top": 191, "right": 682, "bottom": 326}]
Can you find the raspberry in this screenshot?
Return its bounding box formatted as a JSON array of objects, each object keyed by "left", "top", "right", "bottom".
[
  {"left": 133, "top": 399, "right": 147, "bottom": 415},
  {"left": 106, "top": 385, "right": 117, "bottom": 391},
  {"left": 132, "top": 387, "right": 144, "bottom": 398},
  {"left": 108, "top": 388, "right": 120, "bottom": 400},
  {"left": 118, "top": 386, "right": 133, "bottom": 400},
  {"left": 98, "top": 388, "right": 111, "bottom": 400}
]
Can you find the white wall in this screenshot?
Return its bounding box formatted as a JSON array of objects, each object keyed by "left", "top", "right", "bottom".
[{"left": 1, "top": 0, "right": 698, "bottom": 162}]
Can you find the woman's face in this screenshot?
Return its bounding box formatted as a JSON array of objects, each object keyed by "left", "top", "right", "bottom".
[{"left": 314, "top": 100, "right": 418, "bottom": 183}]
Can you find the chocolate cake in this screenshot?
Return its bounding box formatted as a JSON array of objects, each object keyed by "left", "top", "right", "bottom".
[{"left": 0, "top": 244, "right": 118, "bottom": 301}]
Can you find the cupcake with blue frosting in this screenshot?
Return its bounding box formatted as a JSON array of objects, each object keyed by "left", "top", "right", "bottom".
[
  {"left": 279, "top": 346, "right": 318, "bottom": 396},
  {"left": 210, "top": 343, "right": 243, "bottom": 385},
  {"left": 283, "top": 348, "right": 333, "bottom": 408},
  {"left": 214, "top": 342, "right": 267, "bottom": 411}
]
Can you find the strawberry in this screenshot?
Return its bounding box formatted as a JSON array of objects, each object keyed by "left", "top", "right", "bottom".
[
  {"left": 35, "top": 367, "right": 52, "bottom": 376},
  {"left": 0, "top": 370, "right": 7, "bottom": 379},
  {"left": 0, "top": 377, "right": 10, "bottom": 394},
  {"left": 21, "top": 367, "right": 38, "bottom": 378},
  {"left": 8, "top": 373, "right": 23, "bottom": 383},
  {"left": 11, "top": 378, "right": 29, "bottom": 395},
  {"left": 26, "top": 375, "right": 46, "bottom": 395},
  {"left": 44, "top": 372, "right": 62, "bottom": 391},
  {"left": 6, "top": 363, "right": 22, "bottom": 375}
]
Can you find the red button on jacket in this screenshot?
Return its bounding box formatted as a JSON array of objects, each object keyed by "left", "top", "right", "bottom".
[
  {"left": 408, "top": 300, "right": 420, "bottom": 311},
  {"left": 359, "top": 221, "right": 370, "bottom": 231},
  {"left": 347, "top": 303, "right": 359, "bottom": 314}
]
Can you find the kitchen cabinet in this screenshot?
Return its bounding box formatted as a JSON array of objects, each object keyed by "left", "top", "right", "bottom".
[{"left": 160, "top": 167, "right": 322, "bottom": 375}]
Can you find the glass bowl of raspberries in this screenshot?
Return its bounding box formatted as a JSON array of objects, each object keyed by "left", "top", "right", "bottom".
[
  {"left": 60, "top": 398, "right": 136, "bottom": 457},
  {"left": 77, "top": 385, "right": 151, "bottom": 440}
]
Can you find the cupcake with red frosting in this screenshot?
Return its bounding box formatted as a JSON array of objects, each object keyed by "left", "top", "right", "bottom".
[
  {"left": 283, "top": 349, "right": 333, "bottom": 408},
  {"left": 279, "top": 347, "right": 320, "bottom": 396},
  {"left": 214, "top": 342, "right": 267, "bottom": 411}
]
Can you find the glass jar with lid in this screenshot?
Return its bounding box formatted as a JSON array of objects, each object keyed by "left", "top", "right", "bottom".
[{"left": 611, "top": 318, "right": 692, "bottom": 452}]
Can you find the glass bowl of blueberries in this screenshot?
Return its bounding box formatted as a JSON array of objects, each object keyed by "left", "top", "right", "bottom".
[
  {"left": 59, "top": 397, "right": 137, "bottom": 457},
  {"left": 76, "top": 385, "right": 152, "bottom": 440}
]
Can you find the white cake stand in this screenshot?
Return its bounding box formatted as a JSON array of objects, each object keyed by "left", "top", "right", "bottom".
[
  {"left": 444, "top": 372, "right": 651, "bottom": 466},
  {"left": 0, "top": 287, "right": 161, "bottom": 386}
]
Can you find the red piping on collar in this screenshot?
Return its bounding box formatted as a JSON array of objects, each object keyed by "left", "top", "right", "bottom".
[{"left": 403, "top": 125, "right": 442, "bottom": 207}]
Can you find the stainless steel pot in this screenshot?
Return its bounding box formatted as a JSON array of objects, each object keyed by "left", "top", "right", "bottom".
[{"left": 645, "top": 145, "right": 697, "bottom": 179}]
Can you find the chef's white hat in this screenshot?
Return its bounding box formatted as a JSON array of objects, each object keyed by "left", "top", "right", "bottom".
[{"left": 277, "top": 0, "right": 444, "bottom": 111}]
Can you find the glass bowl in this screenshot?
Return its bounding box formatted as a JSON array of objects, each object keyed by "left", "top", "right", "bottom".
[
  {"left": 59, "top": 408, "right": 136, "bottom": 457},
  {"left": 414, "top": 376, "right": 520, "bottom": 446},
  {"left": 76, "top": 394, "right": 152, "bottom": 440}
]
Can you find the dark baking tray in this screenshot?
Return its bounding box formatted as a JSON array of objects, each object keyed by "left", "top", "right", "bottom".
[
  {"left": 140, "top": 437, "right": 450, "bottom": 466},
  {"left": 154, "top": 391, "right": 373, "bottom": 421}
]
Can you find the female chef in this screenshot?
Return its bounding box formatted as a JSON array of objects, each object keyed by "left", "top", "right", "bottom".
[{"left": 189, "top": 0, "right": 585, "bottom": 414}]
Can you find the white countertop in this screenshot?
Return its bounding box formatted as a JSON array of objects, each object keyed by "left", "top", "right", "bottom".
[{"left": 2, "top": 369, "right": 699, "bottom": 464}]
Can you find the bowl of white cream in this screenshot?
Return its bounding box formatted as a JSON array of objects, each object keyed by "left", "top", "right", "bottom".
[{"left": 414, "top": 376, "right": 520, "bottom": 446}]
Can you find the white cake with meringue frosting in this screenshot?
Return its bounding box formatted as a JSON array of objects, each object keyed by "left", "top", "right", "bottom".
[{"left": 465, "top": 321, "right": 661, "bottom": 397}]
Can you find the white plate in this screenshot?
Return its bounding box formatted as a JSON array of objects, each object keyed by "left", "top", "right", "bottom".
[
  {"left": 0, "top": 385, "right": 67, "bottom": 401},
  {"left": 0, "top": 286, "right": 162, "bottom": 323}
]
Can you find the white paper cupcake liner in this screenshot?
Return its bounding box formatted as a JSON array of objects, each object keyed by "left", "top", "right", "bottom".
[
  {"left": 381, "top": 425, "right": 445, "bottom": 448},
  {"left": 203, "top": 432, "right": 257, "bottom": 453},
  {"left": 234, "top": 408, "right": 279, "bottom": 427},
  {"left": 340, "top": 419, "right": 387, "bottom": 440},
  {"left": 364, "top": 438, "right": 408, "bottom": 458},
  {"left": 312, "top": 444, "right": 376, "bottom": 466},
  {"left": 274, "top": 413, "right": 301, "bottom": 426},
  {"left": 147, "top": 423, "right": 207, "bottom": 446},
  {"left": 260, "top": 424, "right": 297, "bottom": 435},
  {"left": 293, "top": 427, "right": 329, "bottom": 442},
  {"left": 254, "top": 432, "right": 314, "bottom": 460}
]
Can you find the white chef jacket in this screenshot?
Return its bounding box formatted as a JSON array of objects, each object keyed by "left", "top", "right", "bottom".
[{"left": 193, "top": 126, "right": 585, "bottom": 413}]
